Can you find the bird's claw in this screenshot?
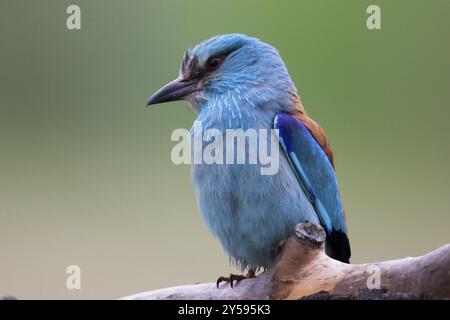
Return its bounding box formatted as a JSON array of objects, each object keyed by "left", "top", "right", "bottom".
[
  {"left": 216, "top": 275, "right": 229, "bottom": 288},
  {"left": 216, "top": 274, "right": 247, "bottom": 288},
  {"left": 216, "top": 270, "right": 255, "bottom": 288}
]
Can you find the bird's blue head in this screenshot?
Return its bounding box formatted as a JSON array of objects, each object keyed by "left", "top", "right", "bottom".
[{"left": 147, "top": 34, "right": 296, "bottom": 112}]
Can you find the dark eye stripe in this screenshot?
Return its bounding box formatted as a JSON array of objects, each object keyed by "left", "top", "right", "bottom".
[
  {"left": 182, "top": 51, "right": 230, "bottom": 80},
  {"left": 206, "top": 55, "right": 226, "bottom": 70}
]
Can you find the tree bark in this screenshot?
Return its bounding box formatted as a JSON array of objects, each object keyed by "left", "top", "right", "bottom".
[{"left": 122, "top": 223, "right": 450, "bottom": 300}]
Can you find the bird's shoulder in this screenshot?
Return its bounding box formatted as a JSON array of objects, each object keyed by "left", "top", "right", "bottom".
[{"left": 286, "top": 91, "right": 335, "bottom": 169}]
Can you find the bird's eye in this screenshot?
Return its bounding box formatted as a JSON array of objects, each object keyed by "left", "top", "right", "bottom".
[{"left": 206, "top": 56, "right": 224, "bottom": 70}]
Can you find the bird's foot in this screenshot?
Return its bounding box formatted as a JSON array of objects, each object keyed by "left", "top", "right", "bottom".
[{"left": 216, "top": 270, "right": 255, "bottom": 288}]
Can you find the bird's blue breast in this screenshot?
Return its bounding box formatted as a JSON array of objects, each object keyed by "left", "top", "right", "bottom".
[{"left": 191, "top": 96, "right": 318, "bottom": 270}]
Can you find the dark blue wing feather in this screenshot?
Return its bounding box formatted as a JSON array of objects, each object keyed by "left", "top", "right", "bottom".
[{"left": 274, "top": 112, "right": 351, "bottom": 263}]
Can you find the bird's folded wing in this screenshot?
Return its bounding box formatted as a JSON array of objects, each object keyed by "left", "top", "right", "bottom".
[{"left": 274, "top": 112, "right": 351, "bottom": 263}]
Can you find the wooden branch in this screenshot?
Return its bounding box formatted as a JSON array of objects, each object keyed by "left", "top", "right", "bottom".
[{"left": 122, "top": 223, "right": 450, "bottom": 300}]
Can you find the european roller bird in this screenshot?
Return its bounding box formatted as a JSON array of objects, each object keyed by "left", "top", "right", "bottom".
[{"left": 147, "top": 34, "right": 351, "bottom": 287}]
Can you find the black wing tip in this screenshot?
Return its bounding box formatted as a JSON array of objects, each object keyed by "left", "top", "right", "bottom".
[{"left": 327, "top": 229, "right": 351, "bottom": 263}]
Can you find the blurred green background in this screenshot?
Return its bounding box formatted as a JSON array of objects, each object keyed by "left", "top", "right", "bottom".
[{"left": 0, "top": 0, "right": 449, "bottom": 299}]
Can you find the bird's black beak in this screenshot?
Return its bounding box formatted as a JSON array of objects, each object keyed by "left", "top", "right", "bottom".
[{"left": 147, "top": 78, "right": 197, "bottom": 106}]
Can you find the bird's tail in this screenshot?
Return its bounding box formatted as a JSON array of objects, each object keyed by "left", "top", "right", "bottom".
[{"left": 325, "top": 230, "right": 351, "bottom": 263}]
